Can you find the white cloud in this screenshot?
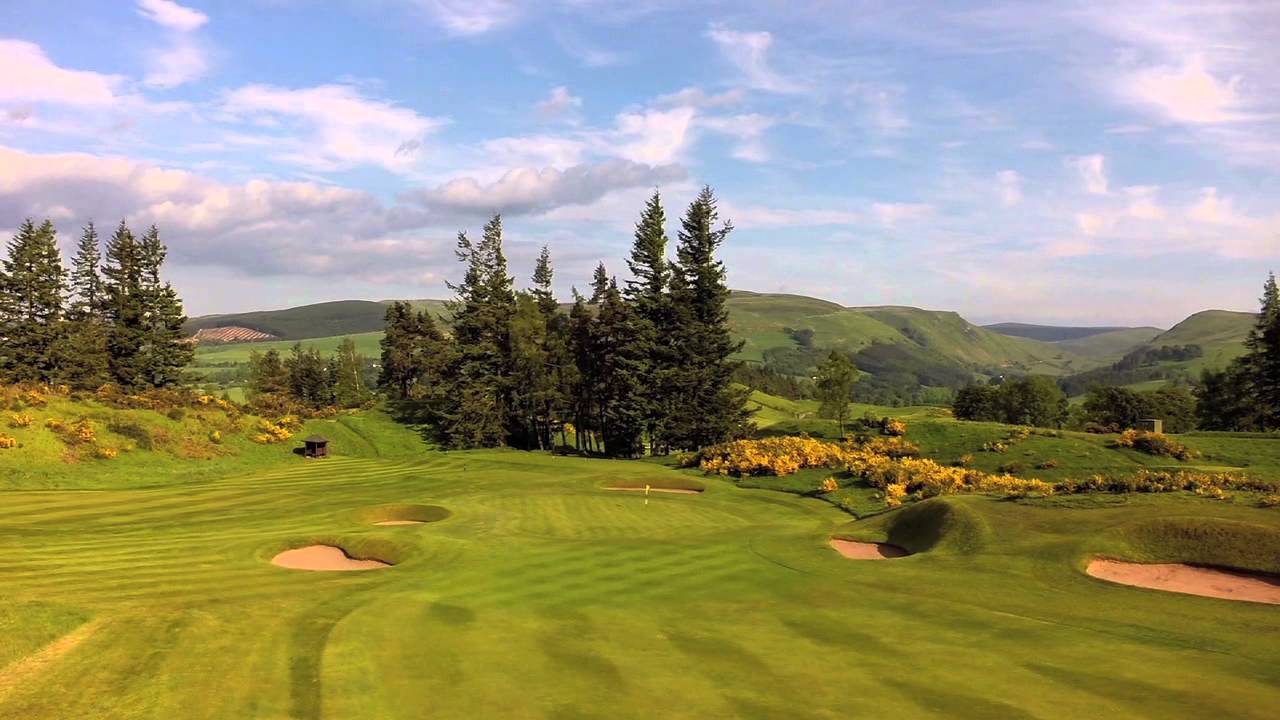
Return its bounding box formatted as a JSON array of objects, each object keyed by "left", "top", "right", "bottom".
[
  {"left": 1123, "top": 185, "right": 1165, "bottom": 220},
  {"left": 655, "top": 86, "right": 745, "bottom": 109},
  {"left": 607, "top": 106, "right": 697, "bottom": 165},
  {"left": 1120, "top": 54, "right": 1248, "bottom": 124},
  {"left": 996, "top": 170, "right": 1022, "bottom": 207},
  {"left": 535, "top": 86, "right": 582, "bottom": 119},
  {"left": 872, "top": 202, "right": 933, "bottom": 228},
  {"left": 403, "top": 160, "right": 687, "bottom": 216},
  {"left": 1070, "top": 154, "right": 1109, "bottom": 194},
  {"left": 416, "top": 0, "right": 519, "bottom": 36},
  {"left": 1186, "top": 187, "right": 1239, "bottom": 225},
  {"left": 220, "top": 83, "right": 447, "bottom": 172},
  {"left": 0, "top": 41, "right": 123, "bottom": 107},
  {"left": 145, "top": 40, "right": 209, "bottom": 89},
  {"left": 698, "top": 113, "right": 774, "bottom": 162},
  {"left": 706, "top": 27, "right": 800, "bottom": 94},
  {"left": 722, "top": 202, "right": 858, "bottom": 228},
  {"left": 136, "top": 0, "right": 208, "bottom": 32}
]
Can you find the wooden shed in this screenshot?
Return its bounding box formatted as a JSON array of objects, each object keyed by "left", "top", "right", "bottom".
[{"left": 302, "top": 435, "right": 330, "bottom": 458}]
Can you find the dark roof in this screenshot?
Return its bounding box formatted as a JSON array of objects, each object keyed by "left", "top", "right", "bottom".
[{"left": 303, "top": 435, "right": 329, "bottom": 443}]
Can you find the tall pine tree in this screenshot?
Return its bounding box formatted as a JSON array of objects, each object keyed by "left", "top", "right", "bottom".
[
  {"left": 625, "top": 191, "right": 677, "bottom": 454},
  {"left": 1239, "top": 272, "right": 1280, "bottom": 430},
  {"left": 137, "top": 226, "right": 193, "bottom": 387},
  {"left": 667, "top": 187, "right": 750, "bottom": 449},
  {"left": 102, "top": 221, "right": 147, "bottom": 387},
  {"left": 593, "top": 277, "right": 647, "bottom": 457},
  {"left": 443, "top": 215, "right": 517, "bottom": 447},
  {"left": 0, "top": 219, "right": 66, "bottom": 383},
  {"left": 53, "top": 222, "right": 111, "bottom": 386}
]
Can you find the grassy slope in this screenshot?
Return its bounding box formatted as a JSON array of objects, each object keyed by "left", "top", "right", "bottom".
[
  {"left": 0, "top": 397, "right": 432, "bottom": 490},
  {"left": 1, "top": 438, "right": 1279, "bottom": 717},
  {"left": 185, "top": 300, "right": 391, "bottom": 340},
  {"left": 1054, "top": 327, "right": 1165, "bottom": 364},
  {"left": 193, "top": 332, "right": 383, "bottom": 369},
  {"left": 1145, "top": 309, "right": 1256, "bottom": 374}
]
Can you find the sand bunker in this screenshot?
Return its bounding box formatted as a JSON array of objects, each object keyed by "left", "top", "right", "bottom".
[
  {"left": 1087, "top": 559, "right": 1280, "bottom": 605},
  {"left": 830, "top": 539, "right": 910, "bottom": 560},
  {"left": 606, "top": 486, "right": 701, "bottom": 494},
  {"left": 373, "top": 520, "right": 424, "bottom": 526},
  {"left": 271, "top": 545, "right": 391, "bottom": 571}
]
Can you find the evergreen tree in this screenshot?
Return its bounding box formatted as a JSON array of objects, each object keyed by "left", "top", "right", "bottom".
[
  {"left": 593, "top": 278, "right": 647, "bottom": 456},
  {"left": 531, "top": 246, "right": 558, "bottom": 316},
  {"left": 136, "top": 226, "right": 193, "bottom": 387},
  {"left": 589, "top": 262, "right": 610, "bottom": 304},
  {"left": 380, "top": 301, "right": 419, "bottom": 398},
  {"left": 529, "top": 248, "right": 569, "bottom": 448},
  {"left": 666, "top": 187, "right": 750, "bottom": 449},
  {"left": 625, "top": 191, "right": 677, "bottom": 454},
  {"left": 567, "top": 288, "right": 598, "bottom": 452},
  {"left": 247, "top": 349, "right": 290, "bottom": 396},
  {"left": 0, "top": 219, "right": 66, "bottom": 382},
  {"left": 815, "top": 351, "right": 858, "bottom": 435},
  {"left": 443, "top": 215, "right": 517, "bottom": 447},
  {"left": 1238, "top": 272, "right": 1280, "bottom": 430},
  {"left": 333, "top": 337, "right": 371, "bottom": 408},
  {"left": 55, "top": 222, "right": 111, "bottom": 387},
  {"left": 286, "top": 343, "right": 332, "bottom": 408},
  {"left": 102, "top": 221, "right": 148, "bottom": 387},
  {"left": 509, "top": 292, "right": 554, "bottom": 448}
]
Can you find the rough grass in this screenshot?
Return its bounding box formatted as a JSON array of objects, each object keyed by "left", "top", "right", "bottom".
[{"left": 2, "top": 404, "right": 1280, "bottom": 717}]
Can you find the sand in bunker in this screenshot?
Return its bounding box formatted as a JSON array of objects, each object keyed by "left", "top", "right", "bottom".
[
  {"left": 271, "top": 545, "right": 390, "bottom": 571},
  {"left": 606, "top": 487, "right": 701, "bottom": 494},
  {"left": 830, "top": 539, "right": 910, "bottom": 559},
  {"left": 373, "top": 520, "right": 424, "bottom": 526},
  {"left": 1087, "top": 560, "right": 1280, "bottom": 605}
]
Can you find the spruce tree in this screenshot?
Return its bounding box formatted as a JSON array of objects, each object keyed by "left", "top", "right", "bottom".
[
  {"left": 530, "top": 247, "right": 569, "bottom": 448},
  {"left": 443, "top": 215, "right": 517, "bottom": 447},
  {"left": 589, "top": 262, "right": 610, "bottom": 304},
  {"left": 667, "top": 187, "right": 750, "bottom": 449},
  {"left": 102, "top": 221, "right": 148, "bottom": 387},
  {"left": 136, "top": 226, "right": 193, "bottom": 387},
  {"left": 247, "top": 349, "right": 290, "bottom": 396},
  {"left": 509, "top": 292, "right": 553, "bottom": 448},
  {"left": 1239, "top": 272, "right": 1280, "bottom": 429},
  {"left": 0, "top": 219, "right": 66, "bottom": 383},
  {"left": 593, "top": 278, "right": 646, "bottom": 457},
  {"left": 52, "top": 221, "right": 112, "bottom": 387},
  {"left": 567, "top": 288, "right": 598, "bottom": 452},
  {"left": 625, "top": 191, "right": 676, "bottom": 453}
]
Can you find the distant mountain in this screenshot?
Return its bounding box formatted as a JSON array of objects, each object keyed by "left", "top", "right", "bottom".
[
  {"left": 1141, "top": 310, "right": 1256, "bottom": 373},
  {"left": 185, "top": 300, "right": 391, "bottom": 340},
  {"left": 983, "top": 322, "right": 1157, "bottom": 342}
]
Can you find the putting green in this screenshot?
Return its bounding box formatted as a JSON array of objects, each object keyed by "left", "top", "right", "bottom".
[{"left": 0, "top": 451, "right": 1278, "bottom": 718}]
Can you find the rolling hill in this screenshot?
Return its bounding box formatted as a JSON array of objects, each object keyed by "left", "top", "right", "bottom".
[
  {"left": 983, "top": 322, "right": 1144, "bottom": 342},
  {"left": 1139, "top": 310, "right": 1256, "bottom": 374}
]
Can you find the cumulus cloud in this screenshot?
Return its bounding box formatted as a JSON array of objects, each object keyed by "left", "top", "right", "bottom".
[
  {"left": 137, "top": 0, "right": 211, "bottom": 88},
  {"left": 0, "top": 41, "right": 124, "bottom": 107},
  {"left": 1119, "top": 54, "right": 1248, "bottom": 125},
  {"left": 402, "top": 159, "right": 687, "bottom": 216},
  {"left": 608, "top": 107, "right": 697, "bottom": 165},
  {"left": 1070, "top": 154, "right": 1109, "bottom": 194},
  {"left": 220, "top": 83, "right": 447, "bottom": 172}
]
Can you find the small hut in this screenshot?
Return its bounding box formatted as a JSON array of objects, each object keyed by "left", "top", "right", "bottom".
[
  {"left": 302, "top": 435, "right": 330, "bottom": 458},
  {"left": 1136, "top": 419, "right": 1163, "bottom": 434}
]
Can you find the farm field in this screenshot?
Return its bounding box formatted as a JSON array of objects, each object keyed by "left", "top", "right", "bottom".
[{"left": 2, "top": 412, "right": 1279, "bottom": 719}]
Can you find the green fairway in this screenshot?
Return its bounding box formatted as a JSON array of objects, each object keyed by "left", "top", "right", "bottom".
[{"left": 1, "top": 435, "right": 1279, "bottom": 718}]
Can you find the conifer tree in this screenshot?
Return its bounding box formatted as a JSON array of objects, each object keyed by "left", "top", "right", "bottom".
[
  {"left": 136, "top": 226, "right": 193, "bottom": 387},
  {"left": 1238, "top": 272, "right": 1280, "bottom": 429},
  {"left": 593, "top": 277, "right": 646, "bottom": 457},
  {"left": 68, "top": 222, "right": 105, "bottom": 320},
  {"left": 625, "top": 191, "right": 677, "bottom": 453},
  {"left": 443, "top": 215, "right": 517, "bottom": 447},
  {"left": 509, "top": 292, "right": 554, "bottom": 448},
  {"left": 529, "top": 247, "right": 569, "bottom": 447},
  {"left": 56, "top": 222, "right": 111, "bottom": 387},
  {"left": 286, "top": 343, "right": 332, "bottom": 408},
  {"left": 102, "top": 221, "right": 148, "bottom": 387},
  {"left": 247, "top": 348, "right": 290, "bottom": 396},
  {"left": 0, "top": 219, "right": 66, "bottom": 382},
  {"left": 589, "top": 262, "right": 610, "bottom": 304},
  {"left": 567, "top": 288, "right": 598, "bottom": 452},
  {"left": 666, "top": 187, "right": 750, "bottom": 449}
]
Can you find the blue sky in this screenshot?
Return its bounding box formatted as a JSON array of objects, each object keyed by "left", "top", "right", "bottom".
[{"left": 0, "top": 0, "right": 1276, "bottom": 325}]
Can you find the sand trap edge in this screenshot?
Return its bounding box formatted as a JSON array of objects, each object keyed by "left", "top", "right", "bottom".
[
  {"left": 1086, "top": 558, "right": 1280, "bottom": 605},
  {"left": 271, "top": 544, "right": 393, "bottom": 572},
  {"left": 830, "top": 538, "right": 911, "bottom": 560}
]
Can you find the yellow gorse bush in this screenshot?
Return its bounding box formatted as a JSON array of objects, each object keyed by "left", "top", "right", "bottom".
[
  {"left": 0, "top": 433, "right": 16, "bottom": 449},
  {"left": 1113, "top": 429, "right": 1196, "bottom": 460},
  {"left": 9, "top": 413, "right": 33, "bottom": 428},
  {"left": 251, "top": 418, "right": 296, "bottom": 445}
]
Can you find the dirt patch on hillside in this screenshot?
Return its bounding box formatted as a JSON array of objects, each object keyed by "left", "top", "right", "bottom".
[
  {"left": 373, "top": 520, "right": 424, "bottom": 526},
  {"left": 1087, "top": 559, "right": 1280, "bottom": 605},
  {"left": 606, "top": 486, "right": 702, "bottom": 494},
  {"left": 830, "top": 539, "right": 910, "bottom": 560},
  {"left": 271, "top": 545, "right": 391, "bottom": 571}
]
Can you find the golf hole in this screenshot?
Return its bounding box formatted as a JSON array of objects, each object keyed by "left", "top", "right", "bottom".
[
  {"left": 271, "top": 545, "right": 392, "bottom": 571},
  {"left": 1087, "top": 559, "right": 1280, "bottom": 605},
  {"left": 830, "top": 538, "right": 910, "bottom": 560}
]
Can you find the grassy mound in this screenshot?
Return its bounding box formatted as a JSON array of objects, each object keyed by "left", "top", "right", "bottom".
[
  {"left": 836, "top": 497, "right": 990, "bottom": 555},
  {"left": 358, "top": 503, "right": 452, "bottom": 525},
  {"left": 1091, "top": 517, "right": 1280, "bottom": 575}
]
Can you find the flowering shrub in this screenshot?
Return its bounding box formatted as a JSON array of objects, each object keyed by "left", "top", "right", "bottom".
[
  {"left": 981, "top": 441, "right": 1008, "bottom": 454},
  {"left": 821, "top": 476, "right": 840, "bottom": 493},
  {"left": 44, "top": 418, "right": 64, "bottom": 431},
  {"left": 1058, "top": 469, "right": 1267, "bottom": 495},
  {"left": 251, "top": 419, "right": 295, "bottom": 445},
  {"left": 697, "top": 435, "right": 850, "bottom": 476},
  {"left": 954, "top": 454, "right": 975, "bottom": 467},
  {"left": 1260, "top": 495, "right": 1280, "bottom": 508},
  {"left": 0, "top": 433, "right": 16, "bottom": 449},
  {"left": 1113, "top": 430, "right": 1196, "bottom": 460},
  {"left": 9, "top": 413, "right": 33, "bottom": 428},
  {"left": 861, "top": 436, "right": 921, "bottom": 458},
  {"left": 881, "top": 418, "right": 907, "bottom": 436},
  {"left": 208, "top": 430, "right": 222, "bottom": 444},
  {"left": 95, "top": 446, "right": 118, "bottom": 460}
]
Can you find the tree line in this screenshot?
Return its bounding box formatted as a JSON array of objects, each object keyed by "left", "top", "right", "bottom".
[
  {"left": 0, "top": 219, "right": 192, "bottom": 389},
  {"left": 245, "top": 339, "right": 374, "bottom": 412},
  {"left": 377, "top": 187, "right": 750, "bottom": 456},
  {"left": 951, "top": 273, "right": 1279, "bottom": 433}
]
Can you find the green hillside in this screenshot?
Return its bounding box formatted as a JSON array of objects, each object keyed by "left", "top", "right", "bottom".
[
  {"left": 983, "top": 322, "right": 1144, "bottom": 342},
  {"left": 1055, "top": 327, "right": 1164, "bottom": 364},
  {"left": 1147, "top": 310, "right": 1255, "bottom": 372},
  {"left": 185, "top": 300, "right": 391, "bottom": 340}
]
